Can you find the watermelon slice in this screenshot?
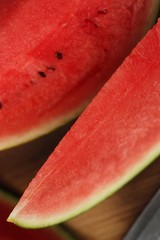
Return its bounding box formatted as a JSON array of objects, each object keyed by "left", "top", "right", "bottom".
[
  {"left": 8, "top": 18, "right": 160, "bottom": 228},
  {"left": 0, "top": 190, "right": 75, "bottom": 239},
  {"left": 0, "top": 0, "right": 159, "bottom": 150}
]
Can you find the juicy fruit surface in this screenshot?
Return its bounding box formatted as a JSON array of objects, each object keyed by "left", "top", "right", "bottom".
[
  {"left": 0, "top": 194, "right": 66, "bottom": 240},
  {"left": 0, "top": 0, "right": 159, "bottom": 150},
  {"left": 8, "top": 19, "right": 160, "bottom": 228}
]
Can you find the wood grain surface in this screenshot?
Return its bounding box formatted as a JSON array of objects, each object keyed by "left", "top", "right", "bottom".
[{"left": 0, "top": 121, "right": 160, "bottom": 240}]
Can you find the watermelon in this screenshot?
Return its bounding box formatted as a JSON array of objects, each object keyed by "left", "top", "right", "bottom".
[
  {"left": 8, "top": 18, "right": 160, "bottom": 228},
  {"left": 0, "top": 0, "right": 159, "bottom": 150},
  {"left": 0, "top": 190, "right": 75, "bottom": 239}
]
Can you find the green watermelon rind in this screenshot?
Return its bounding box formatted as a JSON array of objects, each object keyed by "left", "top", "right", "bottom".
[
  {"left": 0, "top": 0, "right": 160, "bottom": 151},
  {"left": 0, "top": 189, "right": 76, "bottom": 239},
  {"left": 0, "top": 100, "right": 89, "bottom": 151},
  {"left": 8, "top": 142, "right": 160, "bottom": 228},
  {"left": 7, "top": 2, "right": 160, "bottom": 227}
]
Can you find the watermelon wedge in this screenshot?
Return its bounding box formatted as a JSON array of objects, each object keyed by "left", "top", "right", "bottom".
[
  {"left": 0, "top": 190, "right": 75, "bottom": 239},
  {"left": 0, "top": 0, "right": 159, "bottom": 150},
  {"left": 8, "top": 18, "right": 160, "bottom": 228}
]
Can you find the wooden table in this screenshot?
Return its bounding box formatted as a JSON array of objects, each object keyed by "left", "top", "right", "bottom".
[{"left": 0, "top": 121, "right": 160, "bottom": 240}]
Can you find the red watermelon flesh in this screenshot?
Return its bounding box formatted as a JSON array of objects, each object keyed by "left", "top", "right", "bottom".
[
  {"left": 8, "top": 18, "right": 160, "bottom": 228},
  {"left": 0, "top": 0, "right": 159, "bottom": 150},
  {"left": 0, "top": 193, "right": 71, "bottom": 239}
]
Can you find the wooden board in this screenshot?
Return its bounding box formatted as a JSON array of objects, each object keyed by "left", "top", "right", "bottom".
[{"left": 0, "top": 122, "right": 160, "bottom": 240}]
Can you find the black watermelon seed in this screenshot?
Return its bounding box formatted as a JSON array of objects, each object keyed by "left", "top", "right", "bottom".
[
  {"left": 0, "top": 102, "right": 3, "bottom": 109},
  {"left": 38, "top": 71, "right": 46, "bottom": 78},
  {"left": 55, "top": 51, "right": 63, "bottom": 60}
]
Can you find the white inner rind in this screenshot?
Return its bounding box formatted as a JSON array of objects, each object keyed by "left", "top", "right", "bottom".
[
  {"left": 0, "top": 0, "right": 159, "bottom": 151},
  {"left": 8, "top": 142, "right": 160, "bottom": 228},
  {"left": 0, "top": 101, "right": 88, "bottom": 151}
]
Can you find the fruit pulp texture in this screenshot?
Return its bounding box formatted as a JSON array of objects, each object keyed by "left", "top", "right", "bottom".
[
  {"left": 0, "top": 0, "right": 156, "bottom": 138},
  {"left": 8, "top": 19, "right": 160, "bottom": 227}
]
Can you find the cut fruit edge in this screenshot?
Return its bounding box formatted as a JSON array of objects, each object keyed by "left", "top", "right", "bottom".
[
  {"left": 7, "top": 17, "right": 160, "bottom": 228},
  {"left": 0, "top": 0, "right": 159, "bottom": 151},
  {"left": 0, "top": 100, "right": 88, "bottom": 151},
  {"left": 8, "top": 142, "right": 160, "bottom": 228},
  {"left": 0, "top": 189, "right": 76, "bottom": 239}
]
